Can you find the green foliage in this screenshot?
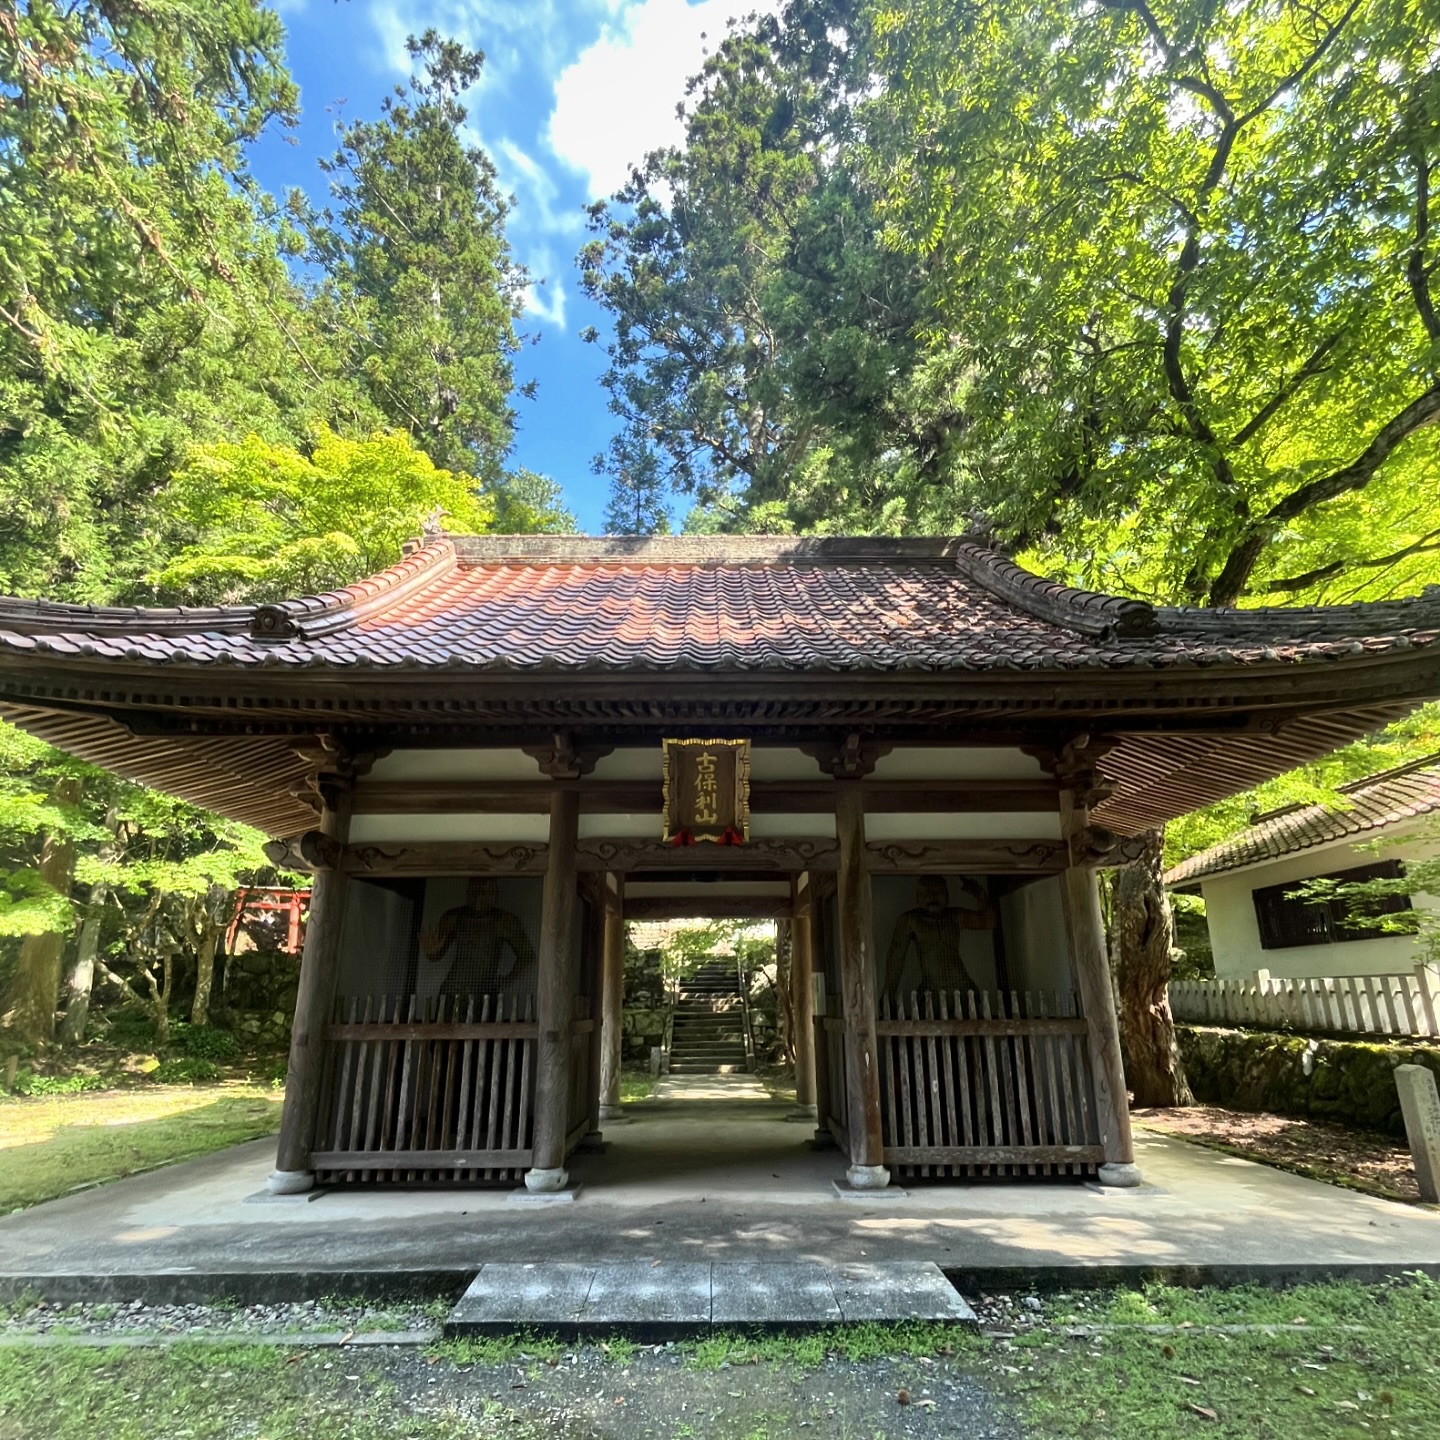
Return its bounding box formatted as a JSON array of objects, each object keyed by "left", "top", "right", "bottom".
[
  {"left": 0, "top": 0, "right": 373, "bottom": 603},
  {"left": 307, "top": 33, "right": 527, "bottom": 484},
  {"left": 149, "top": 427, "right": 495, "bottom": 603},
  {"left": 173, "top": 1025, "right": 240, "bottom": 1063},
  {"left": 871, "top": 0, "right": 1440, "bottom": 606},
  {"left": 8, "top": 1070, "right": 109, "bottom": 1097},
  {"left": 580, "top": 2, "right": 935, "bottom": 533},
  {"left": 1166, "top": 703, "right": 1440, "bottom": 864},
  {"left": 655, "top": 921, "right": 775, "bottom": 982},
  {"left": 152, "top": 1057, "right": 222, "bottom": 1084}
]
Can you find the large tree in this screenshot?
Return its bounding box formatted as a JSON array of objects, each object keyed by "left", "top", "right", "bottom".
[
  {"left": 309, "top": 32, "right": 529, "bottom": 485},
  {"left": 0, "top": 0, "right": 370, "bottom": 603},
  {"left": 580, "top": 0, "right": 939, "bottom": 533},
  {"left": 870, "top": 0, "right": 1440, "bottom": 606}
]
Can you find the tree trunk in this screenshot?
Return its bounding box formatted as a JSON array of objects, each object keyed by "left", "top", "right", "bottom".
[
  {"left": 8, "top": 778, "right": 81, "bottom": 1047},
  {"left": 59, "top": 881, "right": 108, "bottom": 1047},
  {"left": 1111, "top": 829, "right": 1193, "bottom": 1108},
  {"left": 60, "top": 806, "right": 121, "bottom": 1047},
  {"left": 186, "top": 887, "right": 225, "bottom": 1027},
  {"left": 190, "top": 923, "right": 219, "bottom": 1027}
]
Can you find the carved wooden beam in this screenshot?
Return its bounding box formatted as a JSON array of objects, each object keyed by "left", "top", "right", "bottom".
[
  {"left": 311, "top": 834, "right": 1074, "bottom": 877},
  {"left": 575, "top": 838, "right": 839, "bottom": 873},
  {"left": 263, "top": 830, "right": 343, "bottom": 873},
  {"left": 350, "top": 777, "right": 1060, "bottom": 815},
  {"left": 339, "top": 841, "right": 550, "bottom": 876},
  {"left": 864, "top": 838, "right": 1067, "bottom": 873},
  {"left": 1068, "top": 826, "right": 1152, "bottom": 869}
]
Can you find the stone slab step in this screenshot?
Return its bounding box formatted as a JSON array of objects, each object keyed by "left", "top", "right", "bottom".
[{"left": 445, "top": 1261, "right": 977, "bottom": 1337}]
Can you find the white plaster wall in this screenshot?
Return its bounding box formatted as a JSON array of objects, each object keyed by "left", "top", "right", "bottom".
[
  {"left": 999, "top": 876, "right": 1074, "bottom": 995},
  {"left": 348, "top": 813, "right": 550, "bottom": 843},
  {"left": 869, "top": 747, "right": 1045, "bottom": 780},
  {"left": 1201, "top": 832, "right": 1439, "bottom": 980},
  {"left": 365, "top": 748, "right": 539, "bottom": 782},
  {"left": 864, "top": 812, "right": 1061, "bottom": 841}
]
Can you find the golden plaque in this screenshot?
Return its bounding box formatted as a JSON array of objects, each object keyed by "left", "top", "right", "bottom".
[{"left": 661, "top": 738, "right": 751, "bottom": 845}]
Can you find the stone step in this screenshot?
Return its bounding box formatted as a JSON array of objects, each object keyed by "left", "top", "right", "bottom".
[
  {"left": 668, "top": 1062, "right": 750, "bottom": 1074},
  {"left": 446, "top": 1261, "right": 978, "bottom": 1337}
]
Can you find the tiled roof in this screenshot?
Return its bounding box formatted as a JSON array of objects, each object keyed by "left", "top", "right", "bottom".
[
  {"left": 1164, "top": 758, "right": 1440, "bottom": 885},
  {"left": 0, "top": 533, "right": 1438, "bottom": 674}
]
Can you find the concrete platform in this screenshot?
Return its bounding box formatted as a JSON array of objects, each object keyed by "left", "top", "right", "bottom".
[
  {"left": 445, "top": 1260, "right": 976, "bottom": 1336},
  {"left": 2, "top": 1087, "right": 1439, "bottom": 1306}
]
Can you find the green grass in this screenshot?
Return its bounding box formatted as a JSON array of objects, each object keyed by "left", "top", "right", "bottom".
[
  {"left": 0, "top": 1084, "right": 284, "bottom": 1211},
  {"left": 0, "top": 1344, "right": 541, "bottom": 1440},
  {"left": 2, "top": 1281, "right": 1437, "bottom": 1438},
  {"left": 991, "top": 1276, "right": 1440, "bottom": 1438},
  {"left": 683, "top": 1319, "right": 976, "bottom": 1369},
  {"left": 437, "top": 1330, "right": 565, "bottom": 1366},
  {"left": 618, "top": 1070, "right": 656, "bottom": 1102}
]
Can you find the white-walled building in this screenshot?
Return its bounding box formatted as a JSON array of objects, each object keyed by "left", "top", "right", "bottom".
[{"left": 1166, "top": 759, "right": 1440, "bottom": 980}]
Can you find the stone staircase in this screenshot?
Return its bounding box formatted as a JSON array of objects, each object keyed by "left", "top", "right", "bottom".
[{"left": 668, "top": 960, "right": 752, "bottom": 1074}]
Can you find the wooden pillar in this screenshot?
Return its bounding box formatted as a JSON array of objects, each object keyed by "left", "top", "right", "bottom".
[
  {"left": 598, "top": 877, "right": 626, "bottom": 1122},
  {"left": 1059, "top": 786, "right": 1140, "bottom": 1186},
  {"left": 268, "top": 780, "right": 353, "bottom": 1194},
  {"left": 787, "top": 876, "right": 817, "bottom": 1121},
  {"left": 527, "top": 786, "right": 581, "bottom": 1191},
  {"left": 835, "top": 781, "right": 889, "bottom": 1188}
]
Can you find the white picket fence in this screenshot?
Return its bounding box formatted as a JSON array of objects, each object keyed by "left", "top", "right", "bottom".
[{"left": 1169, "top": 964, "right": 1440, "bottom": 1040}]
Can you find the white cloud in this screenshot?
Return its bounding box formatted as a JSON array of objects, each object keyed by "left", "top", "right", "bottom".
[
  {"left": 546, "top": 0, "right": 782, "bottom": 201},
  {"left": 520, "top": 246, "right": 569, "bottom": 329},
  {"left": 494, "top": 136, "right": 587, "bottom": 238},
  {"left": 364, "top": 1, "right": 618, "bottom": 93}
]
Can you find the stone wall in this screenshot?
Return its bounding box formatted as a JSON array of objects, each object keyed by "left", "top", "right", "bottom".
[
  {"left": 222, "top": 948, "right": 299, "bottom": 1017},
  {"left": 1177, "top": 1023, "right": 1440, "bottom": 1136}
]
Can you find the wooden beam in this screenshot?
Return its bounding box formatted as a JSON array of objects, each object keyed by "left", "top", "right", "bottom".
[
  {"left": 528, "top": 788, "right": 580, "bottom": 1190},
  {"left": 312, "top": 1149, "right": 531, "bottom": 1171},
  {"left": 791, "top": 879, "right": 817, "bottom": 1116},
  {"left": 350, "top": 777, "right": 1059, "bottom": 815},
  {"left": 1059, "top": 776, "right": 1137, "bottom": 1179},
  {"left": 835, "top": 781, "right": 887, "bottom": 1181},
  {"left": 329, "top": 835, "right": 1072, "bottom": 878},
  {"left": 578, "top": 838, "right": 838, "bottom": 873},
  {"left": 270, "top": 776, "right": 353, "bottom": 1192},
  {"left": 882, "top": 1144, "right": 1104, "bottom": 1166},
  {"left": 598, "top": 882, "right": 624, "bottom": 1120}
]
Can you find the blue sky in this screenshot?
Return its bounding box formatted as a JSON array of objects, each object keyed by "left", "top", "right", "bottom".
[{"left": 249, "top": 0, "right": 775, "bottom": 532}]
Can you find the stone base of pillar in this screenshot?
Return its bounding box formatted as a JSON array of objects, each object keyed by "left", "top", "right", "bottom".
[
  {"left": 784, "top": 1104, "right": 819, "bottom": 1123},
  {"left": 597, "top": 1104, "right": 629, "bottom": 1123},
  {"left": 1097, "top": 1162, "right": 1143, "bottom": 1188},
  {"left": 266, "top": 1168, "right": 314, "bottom": 1196},
  {"left": 524, "top": 1166, "right": 570, "bottom": 1193},
  {"left": 845, "top": 1163, "right": 892, "bottom": 1190}
]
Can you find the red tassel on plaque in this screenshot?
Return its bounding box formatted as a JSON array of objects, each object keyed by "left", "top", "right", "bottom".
[
  {"left": 717, "top": 825, "right": 745, "bottom": 846},
  {"left": 669, "top": 827, "right": 695, "bottom": 847}
]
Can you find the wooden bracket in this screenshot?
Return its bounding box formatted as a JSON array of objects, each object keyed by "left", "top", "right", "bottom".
[
  {"left": 1068, "top": 826, "right": 1150, "bottom": 869},
  {"left": 263, "top": 829, "right": 343, "bottom": 873},
  {"left": 522, "top": 732, "right": 614, "bottom": 780},
  {"left": 802, "top": 732, "right": 893, "bottom": 780}
]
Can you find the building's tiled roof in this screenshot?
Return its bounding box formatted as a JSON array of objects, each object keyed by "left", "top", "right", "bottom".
[
  {"left": 0, "top": 534, "right": 1437, "bottom": 674},
  {"left": 1165, "top": 757, "right": 1440, "bottom": 885}
]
